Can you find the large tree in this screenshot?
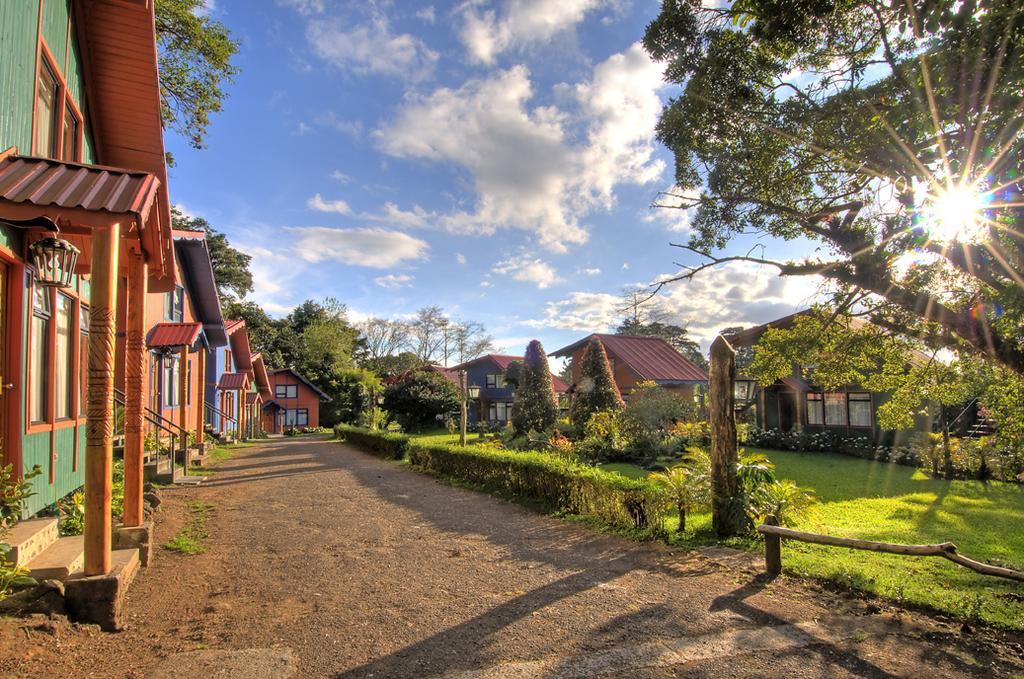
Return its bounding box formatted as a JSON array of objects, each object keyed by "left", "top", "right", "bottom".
[
  {"left": 643, "top": 0, "right": 1024, "bottom": 376},
  {"left": 569, "top": 339, "right": 625, "bottom": 434},
  {"left": 511, "top": 341, "right": 559, "bottom": 435},
  {"left": 155, "top": 0, "right": 239, "bottom": 155},
  {"left": 172, "top": 206, "right": 253, "bottom": 303}
]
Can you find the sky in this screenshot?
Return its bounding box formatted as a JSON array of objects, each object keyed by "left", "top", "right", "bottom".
[{"left": 168, "top": 0, "right": 824, "bottom": 358}]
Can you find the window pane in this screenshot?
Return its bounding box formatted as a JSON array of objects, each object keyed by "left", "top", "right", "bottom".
[
  {"left": 297, "top": 409, "right": 308, "bottom": 426},
  {"left": 30, "top": 315, "right": 49, "bottom": 422},
  {"left": 275, "top": 385, "right": 286, "bottom": 398},
  {"left": 55, "top": 295, "right": 73, "bottom": 419},
  {"left": 35, "top": 64, "right": 58, "bottom": 157},
  {"left": 288, "top": 385, "right": 297, "bottom": 398},
  {"left": 824, "top": 393, "right": 848, "bottom": 426},
  {"left": 849, "top": 393, "right": 872, "bottom": 427},
  {"left": 163, "top": 357, "right": 179, "bottom": 408},
  {"left": 62, "top": 105, "right": 78, "bottom": 162},
  {"left": 806, "top": 394, "right": 824, "bottom": 426}
]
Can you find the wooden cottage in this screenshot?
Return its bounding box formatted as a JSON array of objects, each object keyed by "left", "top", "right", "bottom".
[{"left": 264, "top": 368, "right": 331, "bottom": 432}]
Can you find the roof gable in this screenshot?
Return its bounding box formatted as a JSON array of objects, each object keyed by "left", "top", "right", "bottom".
[
  {"left": 553, "top": 334, "right": 708, "bottom": 384},
  {"left": 269, "top": 368, "right": 332, "bottom": 402}
]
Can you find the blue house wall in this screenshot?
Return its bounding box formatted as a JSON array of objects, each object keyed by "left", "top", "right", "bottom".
[{"left": 462, "top": 358, "right": 516, "bottom": 425}]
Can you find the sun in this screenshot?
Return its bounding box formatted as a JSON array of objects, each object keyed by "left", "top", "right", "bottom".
[{"left": 915, "top": 181, "right": 992, "bottom": 245}]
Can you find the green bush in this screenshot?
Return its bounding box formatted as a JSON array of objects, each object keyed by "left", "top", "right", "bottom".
[
  {"left": 334, "top": 424, "right": 410, "bottom": 460},
  {"left": 407, "top": 440, "right": 666, "bottom": 532}
]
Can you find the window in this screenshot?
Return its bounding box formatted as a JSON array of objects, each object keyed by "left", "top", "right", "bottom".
[
  {"left": 79, "top": 306, "right": 89, "bottom": 415},
  {"left": 275, "top": 384, "right": 297, "bottom": 399},
  {"left": 284, "top": 408, "right": 308, "bottom": 427},
  {"left": 488, "top": 401, "right": 514, "bottom": 421},
  {"left": 849, "top": 392, "right": 873, "bottom": 427},
  {"left": 162, "top": 356, "right": 180, "bottom": 408},
  {"left": 164, "top": 286, "right": 184, "bottom": 322},
  {"left": 54, "top": 294, "right": 73, "bottom": 419},
  {"left": 34, "top": 61, "right": 59, "bottom": 157},
  {"left": 806, "top": 393, "right": 824, "bottom": 426},
  {"left": 824, "top": 392, "right": 847, "bottom": 426},
  {"left": 30, "top": 286, "right": 51, "bottom": 423},
  {"left": 61, "top": 104, "right": 79, "bottom": 162},
  {"left": 485, "top": 374, "right": 505, "bottom": 389}
]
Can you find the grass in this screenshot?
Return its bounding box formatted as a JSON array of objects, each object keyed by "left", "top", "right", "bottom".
[
  {"left": 409, "top": 428, "right": 500, "bottom": 447},
  {"left": 164, "top": 500, "right": 214, "bottom": 555},
  {"left": 599, "top": 448, "right": 1024, "bottom": 630}
]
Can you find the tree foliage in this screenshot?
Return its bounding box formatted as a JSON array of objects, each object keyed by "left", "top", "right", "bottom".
[
  {"left": 383, "top": 369, "right": 460, "bottom": 432},
  {"left": 172, "top": 206, "right": 253, "bottom": 304},
  {"left": 155, "top": 0, "right": 239, "bottom": 154},
  {"left": 511, "top": 341, "right": 558, "bottom": 435},
  {"left": 569, "top": 339, "right": 624, "bottom": 433},
  {"left": 643, "top": 0, "right": 1024, "bottom": 376}
]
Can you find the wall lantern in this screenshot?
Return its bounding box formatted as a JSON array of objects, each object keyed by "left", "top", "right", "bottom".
[
  {"left": 467, "top": 385, "right": 481, "bottom": 400},
  {"left": 734, "top": 378, "right": 756, "bottom": 402},
  {"left": 30, "top": 236, "right": 80, "bottom": 288}
]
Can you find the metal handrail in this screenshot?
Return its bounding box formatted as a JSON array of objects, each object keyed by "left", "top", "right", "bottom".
[
  {"left": 112, "top": 389, "right": 185, "bottom": 477},
  {"left": 204, "top": 399, "right": 239, "bottom": 435},
  {"left": 114, "top": 388, "right": 190, "bottom": 440}
]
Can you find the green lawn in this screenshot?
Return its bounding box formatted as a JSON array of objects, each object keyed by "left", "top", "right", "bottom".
[
  {"left": 601, "top": 449, "right": 1024, "bottom": 630},
  {"left": 409, "top": 428, "right": 498, "bottom": 447}
]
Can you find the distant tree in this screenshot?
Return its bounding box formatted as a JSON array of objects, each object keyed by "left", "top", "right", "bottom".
[
  {"left": 409, "top": 306, "right": 448, "bottom": 363},
  {"left": 556, "top": 359, "right": 573, "bottom": 385},
  {"left": 569, "top": 339, "right": 624, "bottom": 434},
  {"left": 511, "top": 341, "right": 558, "bottom": 435},
  {"left": 617, "top": 318, "right": 708, "bottom": 370},
  {"left": 719, "top": 326, "right": 755, "bottom": 372},
  {"left": 172, "top": 206, "right": 253, "bottom": 303},
  {"left": 155, "top": 0, "right": 239, "bottom": 156},
  {"left": 383, "top": 370, "right": 460, "bottom": 432},
  {"left": 451, "top": 321, "right": 497, "bottom": 365},
  {"left": 358, "top": 318, "right": 412, "bottom": 363},
  {"left": 363, "top": 352, "right": 424, "bottom": 378},
  {"left": 503, "top": 360, "right": 524, "bottom": 389}
]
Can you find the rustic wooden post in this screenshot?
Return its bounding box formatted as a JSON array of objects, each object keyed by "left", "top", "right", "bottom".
[
  {"left": 122, "top": 252, "right": 147, "bottom": 527},
  {"left": 178, "top": 346, "right": 189, "bottom": 472},
  {"left": 85, "top": 223, "right": 120, "bottom": 575},
  {"left": 709, "top": 335, "right": 740, "bottom": 536},
  {"left": 764, "top": 514, "right": 782, "bottom": 576},
  {"left": 196, "top": 347, "right": 206, "bottom": 445},
  {"left": 237, "top": 389, "right": 246, "bottom": 440}
]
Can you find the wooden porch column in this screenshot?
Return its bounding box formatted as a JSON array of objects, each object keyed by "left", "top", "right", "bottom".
[
  {"left": 237, "top": 390, "right": 246, "bottom": 440},
  {"left": 179, "top": 346, "right": 189, "bottom": 470},
  {"left": 122, "top": 253, "right": 147, "bottom": 528},
  {"left": 196, "top": 348, "right": 205, "bottom": 444},
  {"left": 85, "top": 223, "right": 120, "bottom": 576}
]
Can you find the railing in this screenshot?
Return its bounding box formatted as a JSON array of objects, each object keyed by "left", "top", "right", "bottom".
[
  {"left": 113, "top": 388, "right": 192, "bottom": 477},
  {"left": 204, "top": 400, "right": 239, "bottom": 437},
  {"left": 758, "top": 515, "right": 1024, "bottom": 582}
]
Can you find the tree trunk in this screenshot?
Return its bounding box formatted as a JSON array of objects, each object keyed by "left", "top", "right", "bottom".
[
  {"left": 677, "top": 504, "right": 686, "bottom": 533},
  {"left": 709, "top": 336, "right": 740, "bottom": 536},
  {"left": 942, "top": 411, "right": 953, "bottom": 480}
]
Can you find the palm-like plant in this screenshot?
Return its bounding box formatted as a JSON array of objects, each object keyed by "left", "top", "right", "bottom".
[
  {"left": 649, "top": 463, "right": 710, "bottom": 533},
  {"left": 750, "top": 479, "right": 817, "bottom": 527}
]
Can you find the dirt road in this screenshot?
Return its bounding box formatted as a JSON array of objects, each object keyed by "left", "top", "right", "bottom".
[{"left": 2, "top": 436, "right": 1021, "bottom": 678}]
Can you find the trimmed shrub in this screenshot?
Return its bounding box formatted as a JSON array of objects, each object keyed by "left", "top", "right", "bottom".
[
  {"left": 511, "top": 340, "right": 559, "bottom": 436},
  {"left": 334, "top": 424, "right": 409, "bottom": 460},
  {"left": 569, "top": 339, "right": 624, "bottom": 434},
  {"left": 407, "top": 440, "right": 666, "bottom": 531}
]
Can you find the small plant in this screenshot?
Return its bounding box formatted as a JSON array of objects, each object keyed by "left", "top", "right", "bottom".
[
  {"left": 648, "top": 457, "right": 710, "bottom": 533},
  {"left": 164, "top": 501, "right": 214, "bottom": 555},
  {"left": 58, "top": 490, "right": 86, "bottom": 536},
  {"left": 0, "top": 464, "right": 42, "bottom": 600}
]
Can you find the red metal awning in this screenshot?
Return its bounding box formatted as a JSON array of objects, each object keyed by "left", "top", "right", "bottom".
[
  {"left": 218, "top": 372, "right": 250, "bottom": 391},
  {"left": 245, "top": 392, "right": 261, "bottom": 405},
  {"left": 146, "top": 322, "right": 203, "bottom": 350}
]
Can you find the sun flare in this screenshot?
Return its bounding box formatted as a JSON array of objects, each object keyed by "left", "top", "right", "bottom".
[{"left": 916, "top": 182, "right": 992, "bottom": 245}]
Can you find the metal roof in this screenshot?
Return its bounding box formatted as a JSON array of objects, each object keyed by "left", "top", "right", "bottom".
[
  {"left": 0, "top": 153, "right": 160, "bottom": 222},
  {"left": 174, "top": 235, "right": 227, "bottom": 348},
  {"left": 551, "top": 334, "right": 709, "bottom": 384},
  {"left": 146, "top": 322, "right": 203, "bottom": 350},
  {"left": 217, "top": 372, "right": 250, "bottom": 391},
  {"left": 245, "top": 392, "right": 261, "bottom": 405}
]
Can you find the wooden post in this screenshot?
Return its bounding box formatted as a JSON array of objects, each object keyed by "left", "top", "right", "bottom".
[
  {"left": 196, "top": 348, "right": 205, "bottom": 445},
  {"left": 179, "top": 346, "right": 188, "bottom": 472},
  {"left": 122, "top": 252, "right": 147, "bottom": 527},
  {"left": 85, "top": 223, "right": 120, "bottom": 576},
  {"left": 459, "top": 370, "right": 467, "bottom": 446},
  {"left": 764, "top": 514, "right": 782, "bottom": 576},
  {"left": 237, "top": 389, "right": 246, "bottom": 440},
  {"left": 709, "top": 335, "right": 740, "bottom": 537}
]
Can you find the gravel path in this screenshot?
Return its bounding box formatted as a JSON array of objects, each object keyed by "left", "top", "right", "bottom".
[{"left": 2, "top": 436, "right": 1022, "bottom": 678}]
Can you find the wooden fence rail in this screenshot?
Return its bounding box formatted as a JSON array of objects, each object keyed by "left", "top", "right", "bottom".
[{"left": 757, "top": 515, "right": 1024, "bottom": 583}]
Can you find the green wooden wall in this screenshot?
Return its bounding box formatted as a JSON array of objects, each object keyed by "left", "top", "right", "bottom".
[{"left": 0, "top": 0, "right": 95, "bottom": 162}]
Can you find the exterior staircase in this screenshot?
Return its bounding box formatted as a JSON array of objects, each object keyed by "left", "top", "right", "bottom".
[
  {"left": 8, "top": 517, "right": 139, "bottom": 582},
  {"left": 967, "top": 412, "right": 996, "bottom": 438}
]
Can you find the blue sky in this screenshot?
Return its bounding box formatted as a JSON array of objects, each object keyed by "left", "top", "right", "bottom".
[{"left": 169, "top": 0, "right": 822, "bottom": 357}]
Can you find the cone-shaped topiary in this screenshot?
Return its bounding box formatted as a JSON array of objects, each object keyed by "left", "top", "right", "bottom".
[
  {"left": 569, "top": 338, "right": 624, "bottom": 434},
  {"left": 511, "top": 341, "right": 559, "bottom": 435}
]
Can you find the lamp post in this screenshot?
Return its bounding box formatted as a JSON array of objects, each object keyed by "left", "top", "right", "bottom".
[{"left": 459, "top": 370, "right": 468, "bottom": 446}]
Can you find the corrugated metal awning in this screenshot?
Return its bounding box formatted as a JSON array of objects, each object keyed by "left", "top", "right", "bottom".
[
  {"left": 218, "top": 372, "right": 250, "bottom": 390},
  {"left": 146, "top": 322, "right": 203, "bottom": 350}
]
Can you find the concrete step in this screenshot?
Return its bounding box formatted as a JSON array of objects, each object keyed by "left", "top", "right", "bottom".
[
  {"left": 26, "top": 535, "right": 85, "bottom": 580},
  {"left": 7, "top": 517, "right": 59, "bottom": 566}
]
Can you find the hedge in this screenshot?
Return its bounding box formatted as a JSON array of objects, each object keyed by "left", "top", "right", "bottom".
[
  {"left": 407, "top": 441, "right": 667, "bottom": 532},
  {"left": 334, "top": 424, "right": 409, "bottom": 460}
]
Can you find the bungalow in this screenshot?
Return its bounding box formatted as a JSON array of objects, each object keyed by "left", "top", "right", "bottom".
[
  {"left": 451, "top": 354, "right": 569, "bottom": 425},
  {"left": 550, "top": 334, "right": 708, "bottom": 401},
  {"left": 0, "top": 0, "right": 179, "bottom": 586},
  {"left": 205, "top": 318, "right": 257, "bottom": 440},
  {"left": 264, "top": 367, "right": 331, "bottom": 432},
  {"left": 725, "top": 313, "right": 933, "bottom": 441}
]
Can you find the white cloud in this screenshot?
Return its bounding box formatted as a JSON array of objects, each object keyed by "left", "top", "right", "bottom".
[
  {"left": 644, "top": 187, "right": 700, "bottom": 233},
  {"left": 456, "top": 252, "right": 467, "bottom": 265},
  {"left": 528, "top": 262, "right": 825, "bottom": 344},
  {"left": 305, "top": 15, "right": 438, "bottom": 79},
  {"left": 494, "top": 256, "right": 563, "bottom": 289},
  {"left": 415, "top": 5, "right": 436, "bottom": 23},
  {"left": 314, "top": 111, "right": 364, "bottom": 139},
  {"left": 579, "top": 267, "right": 601, "bottom": 276},
  {"left": 374, "top": 273, "right": 415, "bottom": 289},
  {"left": 330, "top": 170, "right": 354, "bottom": 183},
  {"left": 362, "top": 202, "right": 436, "bottom": 229},
  {"left": 459, "top": 0, "right": 610, "bottom": 64},
  {"left": 374, "top": 43, "right": 666, "bottom": 253},
  {"left": 237, "top": 244, "right": 303, "bottom": 316},
  {"left": 306, "top": 193, "right": 352, "bottom": 215},
  {"left": 288, "top": 227, "right": 429, "bottom": 268}
]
